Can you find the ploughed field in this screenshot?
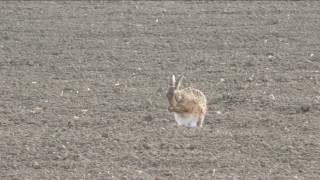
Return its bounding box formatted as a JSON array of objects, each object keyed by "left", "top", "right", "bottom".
[{"left": 1, "top": 1, "right": 320, "bottom": 179}]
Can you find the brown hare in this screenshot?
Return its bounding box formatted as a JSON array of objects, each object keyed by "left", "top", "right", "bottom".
[{"left": 166, "top": 74, "right": 207, "bottom": 127}]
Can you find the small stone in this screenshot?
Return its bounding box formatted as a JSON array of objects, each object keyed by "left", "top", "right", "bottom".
[
  {"left": 33, "top": 161, "right": 41, "bottom": 169},
  {"left": 157, "top": 87, "right": 164, "bottom": 93},
  {"left": 101, "top": 133, "right": 109, "bottom": 138},
  {"left": 266, "top": 53, "right": 274, "bottom": 59},
  {"left": 161, "top": 171, "right": 173, "bottom": 177},
  {"left": 144, "top": 114, "right": 153, "bottom": 122},
  {"left": 269, "top": 94, "right": 276, "bottom": 100},
  {"left": 300, "top": 105, "right": 311, "bottom": 113},
  {"left": 31, "top": 107, "right": 43, "bottom": 114},
  {"left": 186, "top": 144, "right": 196, "bottom": 150},
  {"left": 67, "top": 121, "right": 72, "bottom": 128},
  {"left": 142, "top": 143, "right": 151, "bottom": 150}
]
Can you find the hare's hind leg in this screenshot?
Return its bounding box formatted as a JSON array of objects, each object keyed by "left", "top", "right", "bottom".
[{"left": 197, "top": 115, "right": 205, "bottom": 128}]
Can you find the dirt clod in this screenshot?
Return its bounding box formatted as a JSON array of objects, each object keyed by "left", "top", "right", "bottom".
[{"left": 143, "top": 114, "right": 153, "bottom": 122}]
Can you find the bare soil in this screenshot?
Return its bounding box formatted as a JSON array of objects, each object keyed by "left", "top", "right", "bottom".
[{"left": 1, "top": 1, "right": 320, "bottom": 180}]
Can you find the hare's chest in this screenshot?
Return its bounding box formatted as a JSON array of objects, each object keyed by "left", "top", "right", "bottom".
[{"left": 173, "top": 113, "right": 198, "bottom": 127}]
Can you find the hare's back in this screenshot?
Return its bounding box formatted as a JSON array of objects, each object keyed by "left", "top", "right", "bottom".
[
  {"left": 180, "top": 87, "right": 207, "bottom": 114},
  {"left": 181, "top": 87, "right": 207, "bottom": 103}
]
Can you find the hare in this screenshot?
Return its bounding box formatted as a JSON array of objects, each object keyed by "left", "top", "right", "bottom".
[{"left": 166, "top": 73, "right": 207, "bottom": 128}]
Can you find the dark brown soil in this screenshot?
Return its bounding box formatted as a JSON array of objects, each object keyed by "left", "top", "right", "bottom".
[{"left": 1, "top": 1, "right": 320, "bottom": 180}]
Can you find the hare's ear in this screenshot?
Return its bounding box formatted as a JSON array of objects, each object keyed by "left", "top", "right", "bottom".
[
  {"left": 171, "top": 74, "right": 176, "bottom": 87},
  {"left": 176, "top": 73, "right": 185, "bottom": 90}
]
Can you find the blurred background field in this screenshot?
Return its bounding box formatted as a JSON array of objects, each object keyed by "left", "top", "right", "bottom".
[{"left": 0, "top": 1, "right": 319, "bottom": 179}]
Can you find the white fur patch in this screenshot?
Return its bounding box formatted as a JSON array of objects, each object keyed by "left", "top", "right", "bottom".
[{"left": 173, "top": 113, "right": 198, "bottom": 127}]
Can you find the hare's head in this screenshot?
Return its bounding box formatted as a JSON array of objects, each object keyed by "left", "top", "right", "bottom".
[{"left": 166, "top": 74, "right": 184, "bottom": 104}]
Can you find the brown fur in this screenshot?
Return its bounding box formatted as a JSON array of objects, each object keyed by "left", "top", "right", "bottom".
[
  {"left": 168, "top": 87, "right": 207, "bottom": 115},
  {"left": 167, "top": 74, "right": 207, "bottom": 127}
]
